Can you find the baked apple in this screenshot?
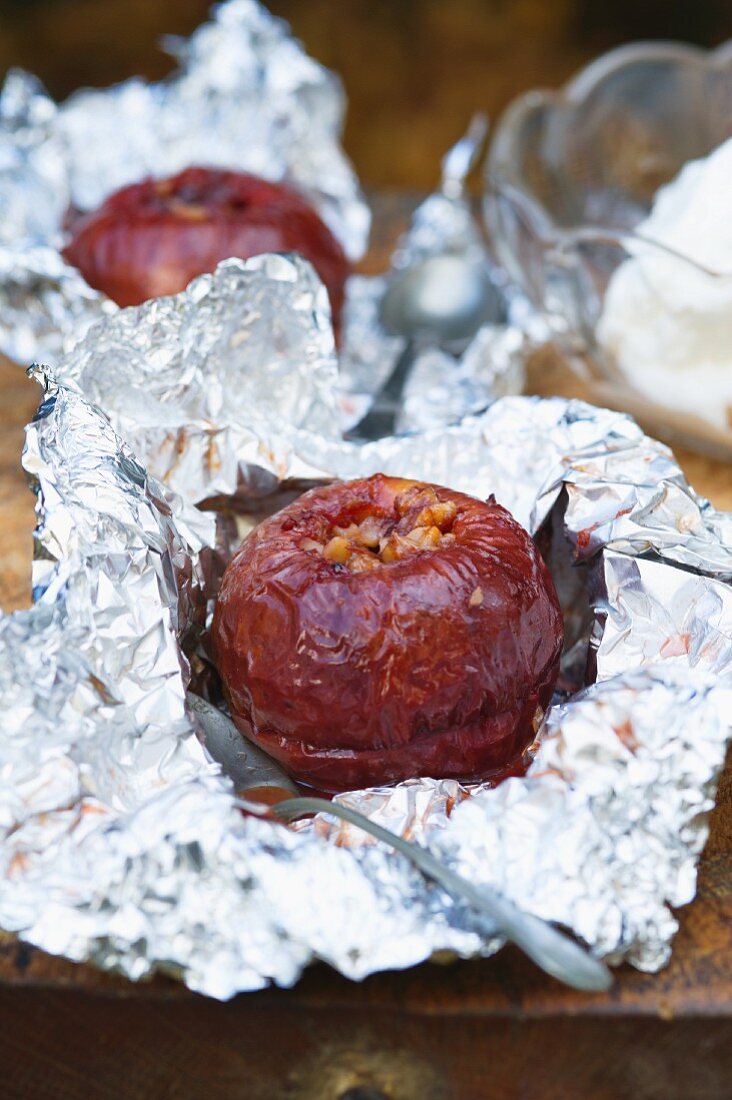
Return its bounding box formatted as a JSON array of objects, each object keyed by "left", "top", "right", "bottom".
[
  {"left": 63, "top": 167, "right": 350, "bottom": 328},
  {"left": 212, "top": 475, "right": 563, "bottom": 793}
]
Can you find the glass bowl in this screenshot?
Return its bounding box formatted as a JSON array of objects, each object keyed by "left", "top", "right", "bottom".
[{"left": 486, "top": 40, "right": 732, "bottom": 458}]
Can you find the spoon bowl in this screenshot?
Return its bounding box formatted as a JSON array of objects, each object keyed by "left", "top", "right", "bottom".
[{"left": 379, "top": 253, "right": 504, "bottom": 343}]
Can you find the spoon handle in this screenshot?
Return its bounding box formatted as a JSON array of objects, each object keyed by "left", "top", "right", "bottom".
[
  {"left": 345, "top": 339, "right": 417, "bottom": 441},
  {"left": 441, "top": 113, "right": 489, "bottom": 197},
  {"left": 267, "top": 795, "right": 612, "bottom": 993}
]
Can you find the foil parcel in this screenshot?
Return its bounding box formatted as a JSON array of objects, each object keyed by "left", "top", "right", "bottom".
[
  {"left": 0, "top": 0, "right": 370, "bottom": 364},
  {"left": 0, "top": 0, "right": 527, "bottom": 434},
  {"left": 0, "top": 257, "right": 730, "bottom": 999}
]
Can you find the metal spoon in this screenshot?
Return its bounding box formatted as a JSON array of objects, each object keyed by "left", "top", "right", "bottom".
[
  {"left": 190, "top": 692, "right": 612, "bottom": 992},
  {"left": 187, "top": 692, "right": 298, "bottom": 799},
  {"left": 346, "top": 254, "right": 503, "bottom": 441},
  {"left": 347, "top": 113, "right": 504, "bottom": 443}
]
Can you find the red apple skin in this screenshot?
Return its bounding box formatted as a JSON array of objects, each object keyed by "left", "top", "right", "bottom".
[
  {"left": 63, "top": 167, "right": 350, "bottom": 328},
  {"left": 212, "top": 474, "right": 564, "bottom": 794}
]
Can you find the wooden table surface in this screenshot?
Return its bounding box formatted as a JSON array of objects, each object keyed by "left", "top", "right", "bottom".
[{"left": 0, "top": 195, "right": 731, "bottom": 1099}]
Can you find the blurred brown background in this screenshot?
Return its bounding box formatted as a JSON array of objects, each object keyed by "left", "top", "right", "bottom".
[{"left": 0, "top": 0, "right": 731, "bottom": 188}]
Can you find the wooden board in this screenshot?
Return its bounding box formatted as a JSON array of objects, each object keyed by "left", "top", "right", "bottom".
[
  {"left": 0, "top": 359, "right": 39, "bottom": 612},
  {"left": 0, "top": 194, "right": 731, "bottom": 1098}
]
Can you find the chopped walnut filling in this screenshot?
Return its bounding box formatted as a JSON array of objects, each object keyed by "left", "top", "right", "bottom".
[
  {"left": 167, "top": 198, "right": 209, "bottom": 221},
  {"left": 303, "top": 485, "right": 458, "bottom": 571},
  {"left": 154, "top": 180, "right": 209, "bottom": 220}
]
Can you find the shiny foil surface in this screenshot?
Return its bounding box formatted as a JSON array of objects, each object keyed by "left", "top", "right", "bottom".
[
  {"left": 0, "top": 5, "right": 729, "bottom": 997},
  {"left": 0, "top": 0, "right": 369, "bottom": 363},
  {"left": 1, "top": 260, "right": 730, "bottom": 992},
  {"left": 54, "top": 257, "right": 533, "bottom": 511}
]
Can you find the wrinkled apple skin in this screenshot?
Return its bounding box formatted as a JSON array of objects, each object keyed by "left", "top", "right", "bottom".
[
  {"left": 212, "top": 475, "right": 563, "bottom": 793},
  {"left": 63, "top": 167, "right": 349, "bottom": 327}
]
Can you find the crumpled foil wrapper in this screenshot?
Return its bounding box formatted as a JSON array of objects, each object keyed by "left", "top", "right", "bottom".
[
  {"left": 0, "top": 0, "right": 369, "bottom": 363},
  {"left": 1, "top": 251, "right": 731, "bottom": 997},
  {"left": 54, "top": 255, "right": 344, "bottom": 508},
  {"left": 53, "top": 256, "right": 530, "bottom": 512}
]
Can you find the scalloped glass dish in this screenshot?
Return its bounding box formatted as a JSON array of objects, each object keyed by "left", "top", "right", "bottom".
[{"left": 486, "top": 40, "right": 732, "bottom": 458}]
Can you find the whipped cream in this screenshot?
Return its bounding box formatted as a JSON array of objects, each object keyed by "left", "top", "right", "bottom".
[{"left": 597, "top": 137, "right": 732, "bottom": 430}]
